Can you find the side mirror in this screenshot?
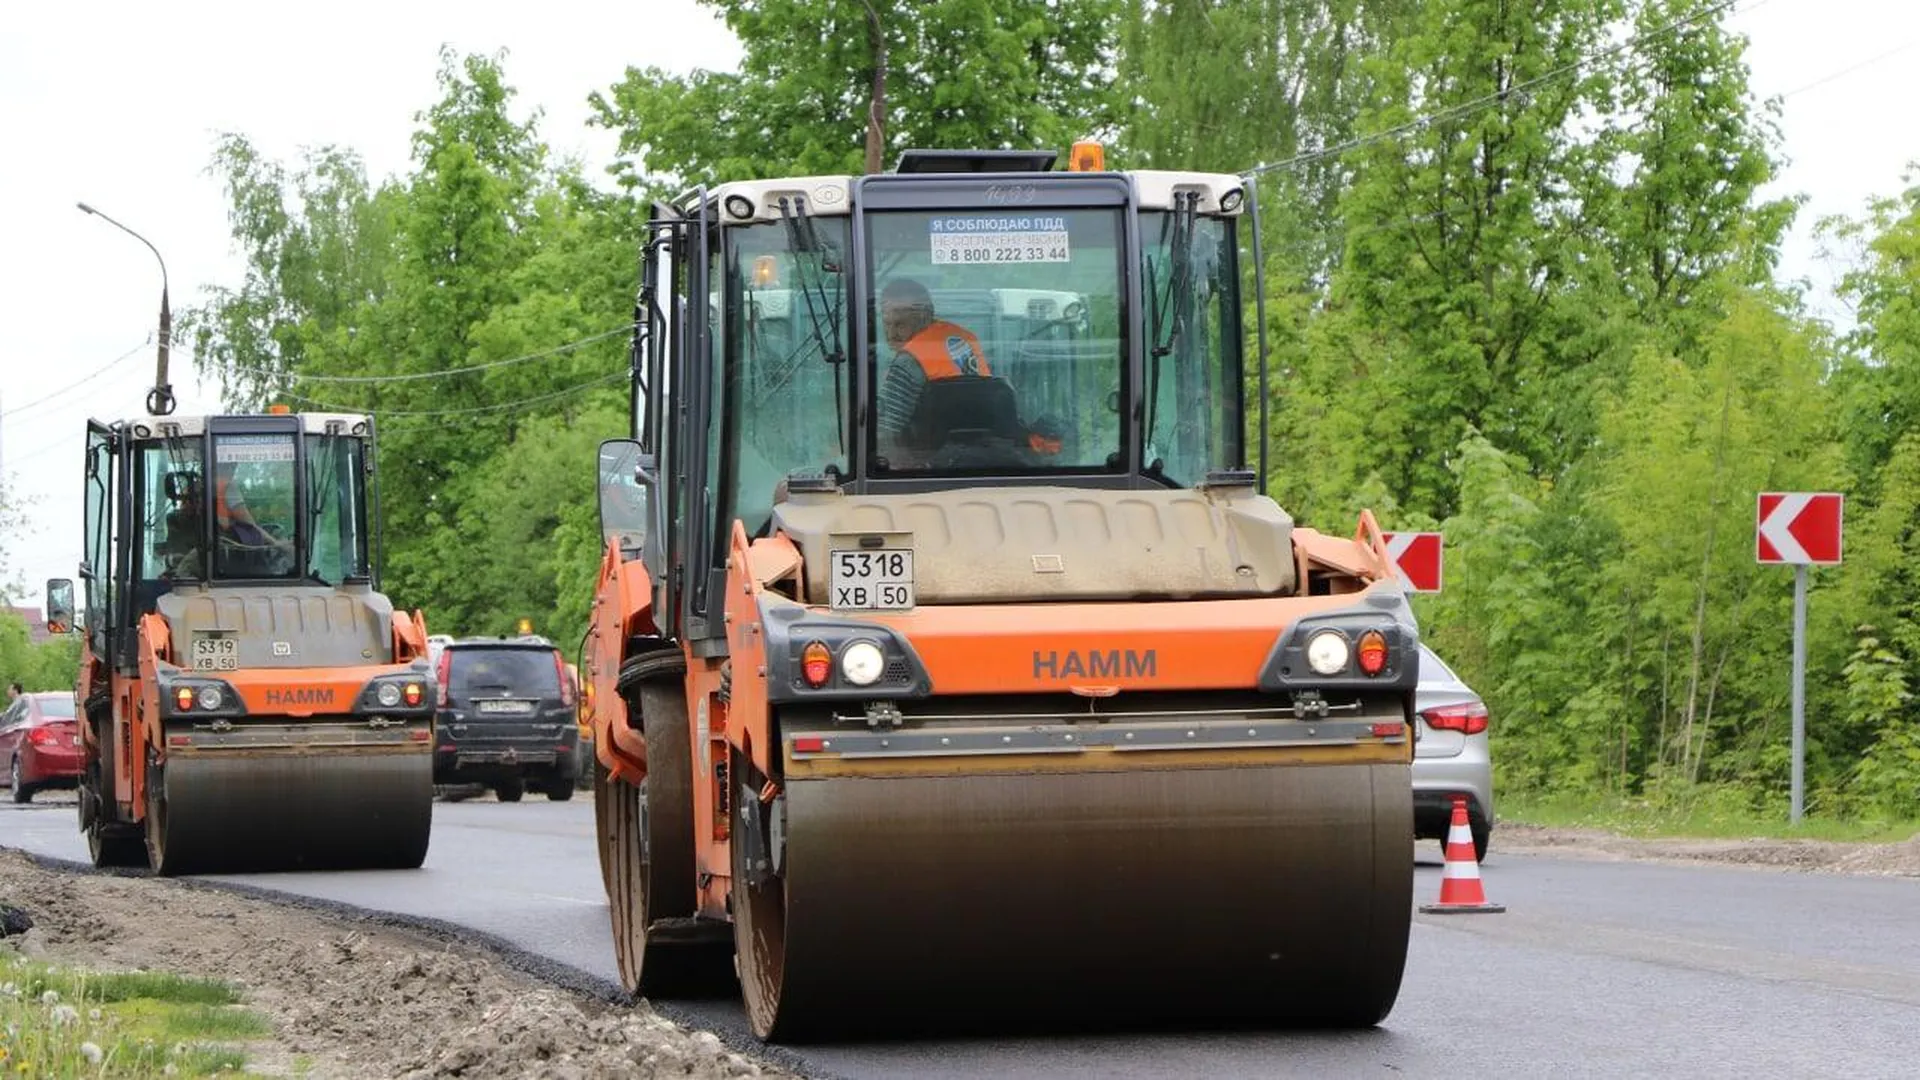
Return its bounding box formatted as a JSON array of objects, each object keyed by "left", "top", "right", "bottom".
[
  {"left": 597, "top": 439, "right": 654, "bottom": 555},
  {"left": 45, "top": 579, "right": 76, "bottom": 635}
]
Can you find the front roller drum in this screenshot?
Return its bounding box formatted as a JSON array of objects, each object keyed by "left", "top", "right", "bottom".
[
  {"left": 732, "top": 752, "right": 1413, "bottom": 1041},
  {"left": 146, "top": 749, "right": 432, "bottom": 876}
]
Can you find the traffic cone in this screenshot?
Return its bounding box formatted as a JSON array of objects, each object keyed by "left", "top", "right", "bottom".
[{"left": 1419, "top": 794, "right": 1505, "bottom": 914}]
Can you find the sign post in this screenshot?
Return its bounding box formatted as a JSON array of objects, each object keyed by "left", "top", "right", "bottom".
[
  {"left": 1755, "top": 492, "right": 1844, "bottom": 825},
  {"left": 1382, "top": 532, "right": 1444, "bottom": 593}
]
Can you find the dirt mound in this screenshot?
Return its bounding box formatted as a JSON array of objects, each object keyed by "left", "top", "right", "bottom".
[
  {"left": 1494, "top": 822, "right": 1920, "bottom": 877},
  {"left": 0, "top": 851, "right": 792, "bottom": 1079}
]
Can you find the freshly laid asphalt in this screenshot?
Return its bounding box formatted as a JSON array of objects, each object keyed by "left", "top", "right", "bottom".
[{"left": 4, "top": 794, "right": 1916, "bottom": 1078}]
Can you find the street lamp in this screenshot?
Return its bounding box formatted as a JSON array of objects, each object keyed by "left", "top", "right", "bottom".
[{"left": 76, "top": 201, "right": 174, "bottom": 416}]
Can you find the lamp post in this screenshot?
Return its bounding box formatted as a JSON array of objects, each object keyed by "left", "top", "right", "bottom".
[{"left": 76, "top": 201, "right": 174, "bottom": 416}]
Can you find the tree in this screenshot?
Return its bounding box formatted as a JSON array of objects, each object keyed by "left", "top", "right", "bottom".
[
  {"left": 185, "top": 50, "right": 636, "bottom": 640},
  {"left": 1117, "top": 0, "right": 1411, "bottom": 280},
  {"left": 1823, "top": 174, "right": 1920, "bottom": 497},
  {"left": 588, "top": 0, "right": 1123, "bottom": 188}
]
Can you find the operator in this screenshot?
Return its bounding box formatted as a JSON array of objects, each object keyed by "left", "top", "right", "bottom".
[
  {"left": 873, "top": 278, "right": 1062, "bottom": 457},
  {"left": 213, "top": 464, "right": 294, "bottom": 557},
  {"left": 874, "top": 277, "right": 991, "bottom": 443}
]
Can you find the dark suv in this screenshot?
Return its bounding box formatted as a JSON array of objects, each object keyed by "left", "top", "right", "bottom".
[{"left": 432, "top": 635, "right": 580, "bottom": 801}]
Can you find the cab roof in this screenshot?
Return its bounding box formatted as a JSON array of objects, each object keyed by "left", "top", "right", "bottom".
[
  {"left": 700, "top": 167, "right": 1248, "bottom": 226},
  {"left": 106, "top": 412, "right": 373, "bottom": 438}
]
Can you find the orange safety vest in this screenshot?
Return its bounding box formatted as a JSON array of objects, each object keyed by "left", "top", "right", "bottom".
[
  {"left": 214, "top": 476, "right": 238, "bottom": 528},
  {"left": 898, "top": 322, "right": 1062, "bottom": 456},
  {"left": 900, "top": 320, "right": 992, "bottom": 380}
]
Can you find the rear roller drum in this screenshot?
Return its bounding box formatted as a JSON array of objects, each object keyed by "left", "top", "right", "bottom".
[
  {"left": 81, "top": 719, "right": 147, "bottom": 869},
  {"left": 603, "top": 651, "right": 730, "bottom": 998},
  {"left": 87, "top": 820, "right": 147, "bottom": 869}
]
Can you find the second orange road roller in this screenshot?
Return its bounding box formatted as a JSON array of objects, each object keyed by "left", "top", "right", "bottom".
[
  {"left": 584, "top": 144, "right": 1421, "bottom": 1040},
  {"left": 46, "top": 405, "right": 436, "bottom": 876}
]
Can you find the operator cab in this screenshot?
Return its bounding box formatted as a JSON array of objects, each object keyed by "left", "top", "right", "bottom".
[
  {"left": 48, "top": 411, "right": 378, "bottom": 672},
  {"left": 598, "top": 145, "right": 1253, "bottom": 641}
]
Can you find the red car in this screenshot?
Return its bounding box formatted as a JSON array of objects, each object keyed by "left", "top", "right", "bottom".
[{"left": 1, "top": 692, "right": 82, "bottom": 803}]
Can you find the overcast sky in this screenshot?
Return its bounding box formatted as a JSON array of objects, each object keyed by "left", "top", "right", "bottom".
[{"left": 2, "top": 0, "right": 1916, "bottom": 608}]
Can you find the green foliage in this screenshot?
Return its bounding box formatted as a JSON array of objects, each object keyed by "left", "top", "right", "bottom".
[
  {"left": 0, "top": 610, "right": 80, "bottom": 693},
  {"left": 165, "top": 7, "right": 1920, "bottom": 826},
  {"left": 0, "top": 953, "right": 266, "bottom": 1078},
  {"left": 186, "top": 49, "right": 634, "bottom": 642},
  {"left": 588, "top": 0, "right": 1122, "bottom": 187}
]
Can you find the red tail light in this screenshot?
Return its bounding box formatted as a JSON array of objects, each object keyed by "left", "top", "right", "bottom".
[
  {"left": 554, "top": 651, "right": 574, "bottom": 706},
  {"left": 435, "top": 650, "right": 451, "bottom": 707},
  {"left": 1356, "top": 630, "right": 1389, "bottom": 676},
  {"left": 27, "top": 726, "right": 60, "bottom": 746},
  {"left": 801, "top": 641, "right": 832, "bottom": 687},
  {"left": 1420, "top": 702, "right": 1489, "bottom": 736}
]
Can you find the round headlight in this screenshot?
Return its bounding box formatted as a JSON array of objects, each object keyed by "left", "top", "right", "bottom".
[
  {"left": 198, "top": 686, "right": 224, "bottom": 711},
  {"left": 1305, "top": 630, "right": 1351, "bottom": 676},
  {"left": 377, "top": 683, "right": 403, "bottom": 708},
  {"left": 840, "top": 642, "right": 886, "bottom": 687}
]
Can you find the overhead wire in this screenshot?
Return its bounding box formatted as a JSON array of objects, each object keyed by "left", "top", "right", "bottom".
[
  {"left": 1239, "top": 0, "right": 1767, "bottom": 180},
  {"left": 1777, "top": 39, "right": 1915, "bottom": 99},
  {"left": 155, "top": 322, "right": 631, "bottom": 422},
  {"left": 276, "top": 370, "right": 628, "bottom": 422},
  {"left": 268, "top": 325, "right": 631, "bottom": 385},
  {"left": 1, "top": 337, "right": 154, "bottom": 419}
]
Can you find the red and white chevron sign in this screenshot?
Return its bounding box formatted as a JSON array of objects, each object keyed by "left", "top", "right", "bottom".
[
  {"left": 1755, "top": 492, "right": 1843, "bottom": 566},
  {"left": 1382, "top": 532, "right": 1443, "bottom": 592}
]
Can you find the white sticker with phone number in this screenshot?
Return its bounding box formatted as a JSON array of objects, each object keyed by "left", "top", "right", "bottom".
[
  {"left": 930, "top": 215, "right": 1070, "bottom": 265},
  {"left": 216, "top": 436, "right": 295, "bottom": 463}
]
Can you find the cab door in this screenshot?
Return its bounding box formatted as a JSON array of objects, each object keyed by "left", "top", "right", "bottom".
[{"left": 80, "top": 422, "right": 116, "bottom": 665}]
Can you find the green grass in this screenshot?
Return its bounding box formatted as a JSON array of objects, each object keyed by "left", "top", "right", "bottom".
[
  {"left": 0, "top": 951, "right": 272, "bottom": 1078},
  {"left": 1502, "top": 789, "right": 1920, "bottom": 844}
]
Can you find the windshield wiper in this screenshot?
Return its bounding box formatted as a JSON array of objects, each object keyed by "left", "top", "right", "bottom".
[
  {"left": 776, "top": 195, "right": 848, "bottom": 454},
  {"left": 1144, "top": 191, "right": 1199, "bottom": 466}
]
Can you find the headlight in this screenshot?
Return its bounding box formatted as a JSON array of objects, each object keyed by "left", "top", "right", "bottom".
[
  {"left": 840, "top": 641, "right": 885, "bottom": 687},
  {"left": 199, "top": 686, "right": 225, "bottom": 711},
  {"left": 377, "top": 683, "right": 403, "bottom": 707},
  {"left": 1305, "top": 630, "right": 1350, "bottom": 675}
]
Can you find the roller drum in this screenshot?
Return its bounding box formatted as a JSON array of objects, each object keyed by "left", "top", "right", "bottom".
[
  {"left": 736, "top": 758, "right": 1413, "bottom": 1040},
  {"left": 147, "top": 749, "right": 433, "bottom": 875}
]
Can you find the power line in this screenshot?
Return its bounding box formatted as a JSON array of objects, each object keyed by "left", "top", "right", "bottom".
[
  {"left": 1779, "top": 39, "right": 1915, "bottom": 99},
  {"left": 0, "top": 338, "right": 153, "bottom": 419},
  {"left": 277, "top": 370, "right": 628, "bottom": 420},
  {"left": 267, "top": 326, "right": 631, "bottom": 386},
  {"left": 1240, "top": 0, "right": 1763, "bottom": 180}
]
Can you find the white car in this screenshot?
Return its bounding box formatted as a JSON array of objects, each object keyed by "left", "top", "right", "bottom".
[{"left": 1412, "top": 644, "right": 1494, "bottom": 861}]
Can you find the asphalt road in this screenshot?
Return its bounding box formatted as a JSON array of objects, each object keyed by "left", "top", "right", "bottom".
[{"left": 4, "top": 792, "right": 1917, "bottom": 1079}]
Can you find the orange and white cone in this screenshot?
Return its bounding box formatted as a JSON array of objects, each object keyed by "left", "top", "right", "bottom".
[{"left": 1419, "top": 794, "right": 1505, "bottom": 914}]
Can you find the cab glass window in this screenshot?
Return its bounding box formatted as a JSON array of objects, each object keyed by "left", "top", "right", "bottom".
[
  {"left": 1140, "top": 211, "right": 1242, "bottom": 487},
  {"left": 210, "top": 434, "right": 299, "bottom": 580},
  {"left": 722, "top": 218, "right": 853, "bottom": 537},
  {"left": 136, "top": 442, "right": 205, "bottom": 586},
  {"left": 864, "top": 207, "right": 1125, "bottom": 475},
  {"left": 304, "top": 435, "right": 370, "bottom": 584}
]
